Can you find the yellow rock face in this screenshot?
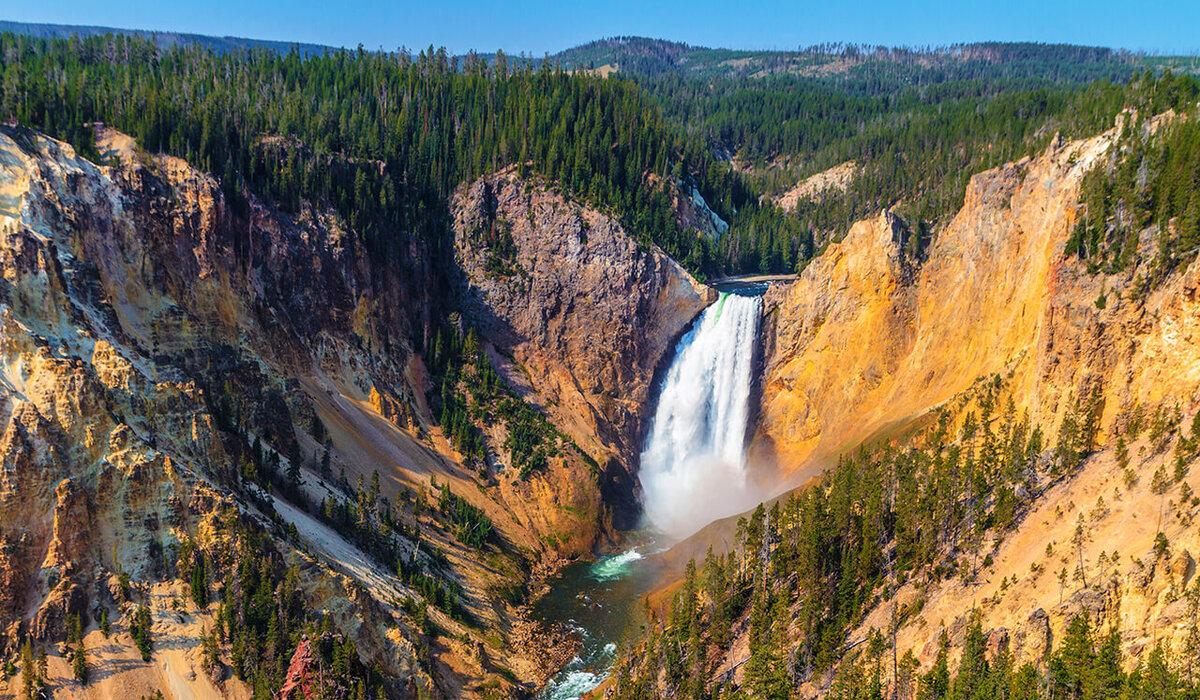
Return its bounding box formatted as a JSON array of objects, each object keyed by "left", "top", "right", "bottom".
[
  {"left": 757, "top": 130, "right": 1127, "bottom": 481},
  {"left": 758, "top": 118, "right": 1200, "bottom": 677}
]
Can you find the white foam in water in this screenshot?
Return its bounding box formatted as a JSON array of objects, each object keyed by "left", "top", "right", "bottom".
[
  {"left": 640, "top": 292, "right": 763, "bottom": 538},
  {"left": 545, "top": 670, "right": 604, "bottom": 700},
  {"left": 588, "top": 548, "right": 643, "bottom": 582}
]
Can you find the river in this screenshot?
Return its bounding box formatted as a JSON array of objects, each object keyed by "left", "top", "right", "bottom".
[{"left": 535, "top": 546, "right": 662, "bottom": 700}]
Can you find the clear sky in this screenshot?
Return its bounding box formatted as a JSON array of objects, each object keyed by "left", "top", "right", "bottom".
[{"left": 4, "top": 0, "right": 1198, "bottom": 56}]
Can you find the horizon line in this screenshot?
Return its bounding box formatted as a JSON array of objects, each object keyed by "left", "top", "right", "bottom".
[{"left": 3, "top": 19, "right": 1199, "bottom": 59}]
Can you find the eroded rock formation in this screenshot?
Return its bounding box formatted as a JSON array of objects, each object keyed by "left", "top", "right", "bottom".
[
  {"left": 0, "top": 125, "right": 709, "bottom": 697},
  {"left": 753, "top": 117, "right": 1200, "bottom": 680},
  {"left": 452, "top": 170, "right": 713, "bottom": 524}
]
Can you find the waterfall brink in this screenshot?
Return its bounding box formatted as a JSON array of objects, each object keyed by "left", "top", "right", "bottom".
[{"left": 640, "top": 291, "right": 763, "bottom": 539}]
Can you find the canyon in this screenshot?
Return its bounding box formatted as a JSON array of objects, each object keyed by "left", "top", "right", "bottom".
[
  {"left": 0, "top": 98, "right": 1198, "bottom": 700},
  {"left": 0, "top": 123, "right": 709, "bottom": 698},
  {"left": 685, "top": 112, "right": 1200, "bottom": 694}
]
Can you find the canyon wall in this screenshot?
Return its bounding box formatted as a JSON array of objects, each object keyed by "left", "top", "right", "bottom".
[
  {"left": 0, "top": 126, "right": 711, "bottom": 697},
  {"left": 754, "top": 118, "right": 1200, "bottom": 679},
  {"left": 0, "top": 124, "right": 445, "bottom": 696},
  {"left": 452, "top": 170, "right": 713, "bottom": 524},
  {"left": 756, "top": 129, "right": 1123, "bottom": 479}
]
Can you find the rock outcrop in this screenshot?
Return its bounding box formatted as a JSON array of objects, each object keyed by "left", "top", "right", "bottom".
[
  {"left": 452, "top": 170, "right": 713, "bottom": 524},
  {"left": 775, "top": 160, "right": 858, "bottom": 210},
  {"left": 756, "top": 130, "right": 1118, "bottom": 480},
  {"left": 278, "top": 639, "right": 319, "bottom": 700}
]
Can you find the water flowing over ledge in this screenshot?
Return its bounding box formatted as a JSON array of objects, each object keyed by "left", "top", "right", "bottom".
[{"left": 640, "top": 291, "right": 764, "bottom": 539}]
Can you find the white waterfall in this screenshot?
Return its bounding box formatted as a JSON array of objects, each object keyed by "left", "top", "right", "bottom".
[{"left": 640, "top": 291, "right": 763, "bottom": 539}]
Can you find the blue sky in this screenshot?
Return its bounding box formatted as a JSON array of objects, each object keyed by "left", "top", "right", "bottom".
[{"left": 4, "top": 0, "right": 1198, "bottom": 55}]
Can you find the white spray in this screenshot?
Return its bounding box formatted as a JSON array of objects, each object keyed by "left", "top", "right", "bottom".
[{"left": 640, "top": 292, "right": 763, "bottom": 539}]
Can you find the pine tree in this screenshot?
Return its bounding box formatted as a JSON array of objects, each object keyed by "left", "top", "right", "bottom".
[
  {"left": 286, "top": 455, "right": 301, "bottom": 491},
  {"left": 1141, "top": 642, "right": 1178, "bottom": 700},
  {"left": 190, "top": 552, "right": 209, "bottom": 608},
  {"left": 952, "top": 620, "right": 990, "bottom": 699},
  {"left": 201, "top": 626, "right": 221, "bottom": 674},
  {"left": 919, "top": 632, "right": 951, "bottom": 700},
  {"left": 73, "top": 637, "right": 88, "bottom": 685},
  {"left": 1050, "top": 614, "right": 1093, "bottom": 698},
  {"left": 132, "top": 603, "right": 154, "bottom": 661},
  {"left": 20, "top": 641, "right": 35, "bottom": 700}
]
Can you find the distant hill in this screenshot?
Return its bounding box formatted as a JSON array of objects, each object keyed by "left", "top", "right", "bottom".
[
  {"left": 549, "top": 36, "right": 1159, "bottom": 84},
  {"left": 0, "top": 20, "right": 332, "bottom": 56},
  {"left": 4, "top": 23, "right": 1194, "bottom": 83}
]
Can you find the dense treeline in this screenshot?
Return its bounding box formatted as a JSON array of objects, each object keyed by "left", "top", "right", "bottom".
[
  {"left": 823, "top": 613, "right": 1200, "bottom": 700},
  {"left": 720, "top": 201, "right": 816, "bottom": 273},
  {"left": 555, "top": 37, "right": 1143, "bottom": 87},
  {"left": 558, "top": 38, "right": 1157, "bottom": 245},
  {"left": 6, "top": 33, "right": 1194, "bottom": 279},
  {"left": 556, "top": 40, "right": 1200, "bottom": 266},
  {"left": 0, "top": 32, "right": 765, "bottom": 276},
  {"left": 0, "top": 19, "right": 332, "bottom": 57},
  {"left": 611, "top": 377, "right": 1200, "bottom": 699},
  {"left": 646, "top": 71, "right": 1200, "bottom": 245},
  {"left": 10, "top": 32, "right": 1178, "bottom": 282}
]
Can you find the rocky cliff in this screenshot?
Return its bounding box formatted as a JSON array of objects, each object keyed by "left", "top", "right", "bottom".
[
  {"left": 754, "top": 117, "right": 1200, "bottom": 681},
  {"left": 0, "top": 123, "right": 451, "bottom": 697},
  {"left": 0, "top": 125, "right": 705, "bottom": 698},
  {"left": 452, "top": 170, "right": 713, "bottom": 526},
  {"left": 756, "top": 130, "right": 1117, "bottom": 479}
]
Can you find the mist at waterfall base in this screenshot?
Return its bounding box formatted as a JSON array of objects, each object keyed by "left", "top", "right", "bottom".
[{"left": 640, "top": 290, "right": 766, "bottom": 540}]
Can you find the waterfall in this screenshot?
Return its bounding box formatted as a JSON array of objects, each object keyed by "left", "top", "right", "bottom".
[{"left": 640, "top": 291, "right": 763, "bottom": 539}]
